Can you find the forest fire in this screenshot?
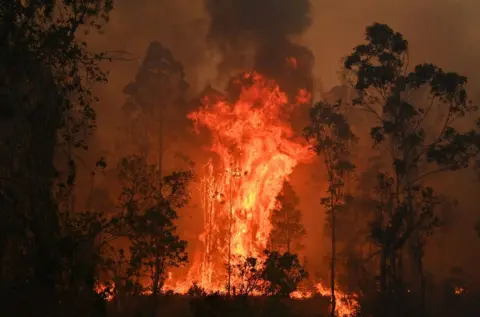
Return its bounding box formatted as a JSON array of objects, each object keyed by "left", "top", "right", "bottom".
[
  {"left": 164, "top": 71, "right": 312, "bottom": 292},
  {"left": 6, "top": 0, "right": 480, "bottom": 315},
  {"left": 161, "top": 71, "right": 358, "bottom": 316},
  {"left": 92, "top": 70, "right": 359, "bottom": 315}
]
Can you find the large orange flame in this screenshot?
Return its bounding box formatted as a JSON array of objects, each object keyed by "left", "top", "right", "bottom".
[{"left": 164, "top": 72, "right": 312, "bottom": 292}]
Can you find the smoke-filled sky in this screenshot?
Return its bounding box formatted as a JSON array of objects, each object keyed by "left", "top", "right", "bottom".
[
  {"left": 87, "top": 0, "right": 480, "bottom": 277},
  {"left": 90, "top": 0, "right": 480, "bottom": 92},
  {"left": 89, "top": 0, "right": 480, "bottom": 158}
]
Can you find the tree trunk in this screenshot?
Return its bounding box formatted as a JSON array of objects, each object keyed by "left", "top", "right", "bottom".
[
  {"left": 379, "top": 248, "right": 391, "bottom": 317},
  {"left": 419, "top": 259, "right": 426, "bottom": 315},
  {"left": 152, "top": 240, "right": 161, "bottom": 317},
  {"left": 330, "top": 195, "right": 336, "bottom": 317},
  {"left": 396, "top": 249, "right": 405, "bottom": 317},
  {"left": 380, "top": 250, "right": 387, "bottom": 294},
  {"left": 286, "top": 209, "right": 291, "bottom": 254},
  {"left": 228, "top": 175, "right": 233, "bottom": 297},
  {"left": 25, "top": 68, "right": 62, "bottom": 317},
  {"left": 0, "top": 228, "right": 5, "bottom": 279},
  {"left": 151, "top": 103, "right": 164, "bottom": 317},
  {"left": 391, "top": 250, "right": 402, "bottom": 317},
  {"left": 412, "top": 236, "right": 426, "bottom": 316},
  {"left": 404, "top": 148, "right": 426, "bottom": 315},
  {"left": 157, "top": 105, "right": 164, "bottom": 186}
]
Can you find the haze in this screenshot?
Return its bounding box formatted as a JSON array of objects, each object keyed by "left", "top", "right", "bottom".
[{"left": 85, "top": 0, "right": 480, "bottom": 284}]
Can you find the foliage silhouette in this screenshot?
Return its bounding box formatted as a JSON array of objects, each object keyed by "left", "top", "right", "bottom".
[
  {"left": 0, "top": 1, "right": 118, "bottom": 316},
  {"left": 269, "top": 181, "right": 306, "bottom": 254},
  {"left": 116, "top": 155, "right": 192, "bottom": 315},
  {"left": 305, "top": 100, "right": 356, "bottom": 317},
  {"left": 343, "top": 22, "right": 480, "bottom": 317}
]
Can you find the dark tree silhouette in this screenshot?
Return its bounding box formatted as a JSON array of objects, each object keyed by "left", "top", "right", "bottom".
[
  {"left": 269, "top": 180, "right": 306, "bottom": 254},
  {"left": 261, "top": 250, "right": 308, "bottom": 297},
  {"left": 304, "top": 100, "right": 356, "bottom": 317},
  {"left": 227, "top": 250, "right": 308, "bottom": 297},
  {"left": 116, "top": 155, "right": 192, "bottom": 316},
  {"left": 120, "top": 41, "right": 189, "bottom": 173},
  {"left": 344, "top": 22, "right": 480, "bottom": 316},
  {"left": 0, "top": 1, "right": 115, "bottom": 316}
]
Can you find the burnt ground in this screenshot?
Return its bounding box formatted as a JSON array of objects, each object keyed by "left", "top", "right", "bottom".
[
  {"left": 107, "top": 295, "right": 332, "bottom": 317},
  {"left": 105, "top": 290, "right": 480, "bottom": 317}
]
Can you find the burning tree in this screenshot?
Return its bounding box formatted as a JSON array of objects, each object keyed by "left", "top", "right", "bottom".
[
  {"left": 164, "top": 72, "right": 311, "bottom": 294},
  {"left": 269, "top": 180, "right": 306, "bottom": 254}
]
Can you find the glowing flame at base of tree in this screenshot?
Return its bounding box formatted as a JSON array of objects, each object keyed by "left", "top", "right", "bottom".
[{"left": 290, "top": 283, "right": 360, "bottom": 316}]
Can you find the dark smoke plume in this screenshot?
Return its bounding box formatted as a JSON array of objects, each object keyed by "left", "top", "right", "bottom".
[{"left": 204, "top": 0, "right": 315, "bottom": 100}]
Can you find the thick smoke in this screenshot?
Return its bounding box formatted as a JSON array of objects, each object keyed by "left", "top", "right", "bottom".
[{"left": 204, "top": 0, "right": 315, "bottom": 100}]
